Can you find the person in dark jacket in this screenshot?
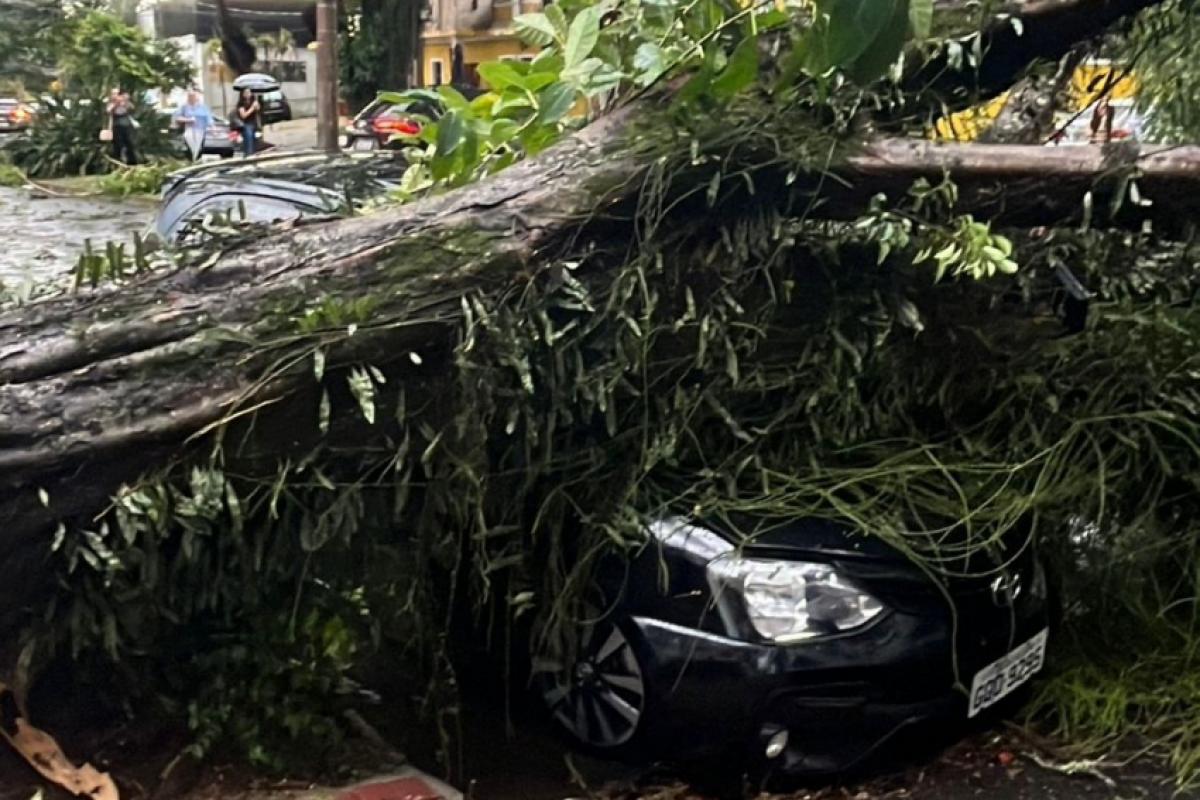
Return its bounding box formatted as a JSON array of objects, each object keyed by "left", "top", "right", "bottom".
[
  {"left": 234, "top": 88, "right": 262, "bottom": 158},
  {"left": 105, "top": 88, "right": 138, "bottom": 165}
]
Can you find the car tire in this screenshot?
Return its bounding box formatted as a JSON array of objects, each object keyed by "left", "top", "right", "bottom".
[{"left": 531, "top": 614, "right": 654, "bottom": 758}]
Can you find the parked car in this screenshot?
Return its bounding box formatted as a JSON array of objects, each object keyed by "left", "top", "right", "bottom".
[
  {"left": 0, "top": 98, "right": 35, "bottom": 133},
  {"left": 344, "top": 98, "right": 429, "bottom": 151},
  {"left": 153, "top": 150, "right": 409, "bottom": 243},
  {"left": 343, "top": 86, "right": 483, "bottom": 151},
  {"left": 530, "top": 514, "right": 1050, "bottom": 776},
  {"left": 232, "top": 73, "right": 292, "bottom": 124}
]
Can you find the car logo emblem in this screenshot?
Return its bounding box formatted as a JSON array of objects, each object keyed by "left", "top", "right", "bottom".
[{"left": 990, "top": 573, "right": 1022, "bottom": 607}]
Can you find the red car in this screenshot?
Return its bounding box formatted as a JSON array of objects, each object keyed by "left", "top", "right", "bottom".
[
  {"left": 343, "top": 98, "right": 429, "bottom": 151},
  {"left": 0, "top": 99, "right": 35, "bottom": 133}
]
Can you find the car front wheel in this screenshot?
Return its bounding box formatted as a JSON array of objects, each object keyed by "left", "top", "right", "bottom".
[{"left": 532, "top": 617, "right": 650, "bottom": 754}]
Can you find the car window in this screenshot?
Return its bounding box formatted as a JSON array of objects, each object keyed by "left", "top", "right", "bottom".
[{"left": 164, "top": 194, "right": 312, "bottom": 242}]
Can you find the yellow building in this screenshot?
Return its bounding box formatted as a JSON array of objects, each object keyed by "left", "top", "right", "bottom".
[
  {"left": 932, "top": 59, "right": 1139, "bottom": 142},
  {"left": 420, "top": 0, "right": 545, "bottom": 88}
]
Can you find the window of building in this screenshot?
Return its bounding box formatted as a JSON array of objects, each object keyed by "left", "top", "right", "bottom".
[{"left": 431, "top": 59, "right": 444, "bottom": 86}]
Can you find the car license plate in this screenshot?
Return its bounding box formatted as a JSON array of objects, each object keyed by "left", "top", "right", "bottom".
[
  {"left": 967, "top": 628, "right": 1048, "bottom": 718},
  {"left": 352, "top": 138, "right": 377, "bottom": 151}
]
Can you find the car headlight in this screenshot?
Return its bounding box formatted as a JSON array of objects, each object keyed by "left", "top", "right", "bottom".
[{"left": 706, "top": 555, "right": 885, "bottom": 643}]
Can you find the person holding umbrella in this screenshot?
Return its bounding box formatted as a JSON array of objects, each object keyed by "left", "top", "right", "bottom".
[{"left": 173, "top": 89, "right": 212, "bottom": 161}]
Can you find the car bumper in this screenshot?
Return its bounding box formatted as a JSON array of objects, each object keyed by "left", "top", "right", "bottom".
[{"left": 629, "top": 594, "right": 1047, "bottom": 774}]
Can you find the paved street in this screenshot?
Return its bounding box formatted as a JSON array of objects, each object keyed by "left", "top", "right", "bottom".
[
  {"left": 0, "top": 186, "right": 154, "bottom": 289},
  {"left": 263, "top": 116, "right": 319, "bottom": 151}
]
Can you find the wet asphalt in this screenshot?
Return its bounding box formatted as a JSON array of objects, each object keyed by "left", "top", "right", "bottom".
[{"left": 0, "top": 185, "right": 155, "bottom": 290}]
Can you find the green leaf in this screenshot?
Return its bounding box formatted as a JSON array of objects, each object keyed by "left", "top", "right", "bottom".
[
  {"left": 710, "top": 35, "right": 759, "bottom": 100},
  {"left": 377, "top": 90, "right": 408, "bottom": 105},
  {"left": 564, "top": 5, "right": 602, "bottom": 69},
  {"left": 436, "top": 109, "right": 467, "bottom": 156},
  {"left": 514, "top": 12, "right": 558, "bottom": 45},
  {"left": 524, "top": 72, "right": 560, "bottom": 91},
  {"left": 544, "top": 3, "right": 569, "bottom": 40},
  {"left": 530, "top": 49, "right": 564, "bottom": 75},
  {"left": 494, "top": 89, "right": 535, "bottom": 116},
  {"left": 673, "top": 64, "right": 713, "bottom": 107},
  {"left": 756, "top": 8, "right": 790, "bottom": 30},
  {"left": 396, "top": 88, "right": 443, "bottom": 107},
  {"left": 469, "top": 93, "right": 499, "bottom": 116},
  {"left": 489, "top": 118, "right": 520, "bottom": 144},
  {"left": 823, "top": 0, "right": 899, "bottom": 67},
  {"left": 846, "top": 0, "right": 908, "bottom": 83},
  {"left": 907, "top": 0, "right": 932, "bottom": 39},
  {"left": 438, "top": 85, "right": 470, "bottom": 110},
  {"left": 632, "top": 42, "right": 667, "bottom": 87},
  {"left": 536, "top": 82, "right": 577, "bottom": 125},
  {"left": 478, "top": 61, "right": 527, "bottom": 91}
]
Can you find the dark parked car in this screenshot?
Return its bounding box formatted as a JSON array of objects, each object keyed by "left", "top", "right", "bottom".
[
  {"left": 154, "top": 150, "right": 408, "bottom": 243},
  {"left": 0, "top": 98, "right": 35, "bottom": 133},
  {"left": 531, "top": 514, "right": 1049, "bottom": 776},
  {"left": 232, "top": 73, "right": 292, "bottom": 124}
]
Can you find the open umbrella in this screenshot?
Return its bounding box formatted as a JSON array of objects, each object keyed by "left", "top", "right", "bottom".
[{"left": 232, "top": 73, "right": 281, "bottom": 91}]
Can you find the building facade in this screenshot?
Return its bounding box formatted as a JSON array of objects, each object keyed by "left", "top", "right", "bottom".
[{"left": 420, "top": 0, "right": 544, "bottom": 88}]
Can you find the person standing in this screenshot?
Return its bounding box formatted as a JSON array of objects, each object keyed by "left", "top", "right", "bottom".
[
  {"left": 173, "top": 90, "right": 212, "bottom": 161},
  {"left": 105, "top": 88, "right": 139, "bottom": 165},
  {"left": 235, "top": 88, "right": 262, "bottom": 158}
]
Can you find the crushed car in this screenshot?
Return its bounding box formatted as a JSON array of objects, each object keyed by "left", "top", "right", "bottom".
[{"left": 531, "top": 515, "right": 1050, "bottom": 776}]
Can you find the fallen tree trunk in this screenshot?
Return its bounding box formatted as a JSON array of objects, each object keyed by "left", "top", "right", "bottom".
[
  {"left": 0, "top": 0, "right": 1188, "bottom": 666},
  {"left": 2, "top": 131, "right": 1197, "bottom": 640}
]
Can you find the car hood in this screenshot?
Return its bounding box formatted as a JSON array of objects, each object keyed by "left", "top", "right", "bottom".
[{"left": 698, "top": 512, "right": 1032, "bottom": 592}]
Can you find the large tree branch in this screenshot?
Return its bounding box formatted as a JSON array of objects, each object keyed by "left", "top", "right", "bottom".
[
  {"left": 0, "top": 0, "right": 1189, "bottom": 654},
  {"left": 839, "top": 140, "right": 1200, "bottom": 228},
  {"left": 902, "top": 0, "right": 1165, "bottom": 116}
]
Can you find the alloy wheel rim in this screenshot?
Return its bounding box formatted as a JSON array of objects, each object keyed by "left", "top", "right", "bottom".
[{"left": 534, "top": 621, "right": 645, "bottom": 748}]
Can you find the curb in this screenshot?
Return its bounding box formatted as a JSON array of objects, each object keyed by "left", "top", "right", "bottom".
[{"left": 329, "top": 769, "right": 463, "bottom": 800}]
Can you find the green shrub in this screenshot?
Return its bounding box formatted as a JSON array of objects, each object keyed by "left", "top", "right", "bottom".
[
  {"left": 4, "top": 94, "right": 180, "bottom": 178},
  {"left": 97, "top": 161, "right": 184, "bottom": 197},
  {"left": 0, "top": 162, "right": 24, "bottom": 188}
]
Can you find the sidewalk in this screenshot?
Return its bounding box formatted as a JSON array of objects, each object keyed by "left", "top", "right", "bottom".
[{"left": 262, "top": 117, "right": 318, "bottom": 151}]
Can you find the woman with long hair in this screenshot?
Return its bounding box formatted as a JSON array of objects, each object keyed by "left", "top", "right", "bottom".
[{"left": 235, "top": 87, "right": 262, "bottom": 158}]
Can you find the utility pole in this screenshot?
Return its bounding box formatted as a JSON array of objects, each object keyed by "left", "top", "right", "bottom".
[{"left": 316, "top": 0, "right": 339, "bottom": 153}]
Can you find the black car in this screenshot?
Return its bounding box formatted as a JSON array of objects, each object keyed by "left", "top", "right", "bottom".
[
  {"left": 154, "top": 150, "right": 408, "bottom": 243},
  {"left": 232, "top": 73, "right": 292, "bottom": 124},
  {"left": 532, "top": 515, "right": 1049, "bottom": 776}
]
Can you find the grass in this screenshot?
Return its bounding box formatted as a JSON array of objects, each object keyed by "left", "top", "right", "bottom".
[{"left": 1029, "top": 645, "right": 1200, "bottom": 792}]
